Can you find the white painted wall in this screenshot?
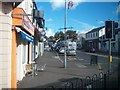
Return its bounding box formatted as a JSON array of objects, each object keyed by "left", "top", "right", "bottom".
[
  {"left": 16, "top": 34, "right": 27, "bottom": 81},
  {"left": 17, "top": 0, "right": 33, "bottom": 22},
  {"left": 40, "top": 42, "right": 44, "bottom": 56},
  {"left": 0, "top": 2, "right": 12, "bottom": 89}
]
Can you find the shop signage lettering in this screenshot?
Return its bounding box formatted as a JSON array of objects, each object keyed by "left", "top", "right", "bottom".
[{"left": 23, "top": 16, "right": 31, "bottom": 30}]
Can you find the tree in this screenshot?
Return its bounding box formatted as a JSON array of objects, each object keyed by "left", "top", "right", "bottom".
[
  {"left": 54, "top": 31, "right": 64, "bottom": 40},
  {"left": 66, "top": 30, "right": 77, "bottom": 41},
  {"left": 48, "top": 36, "right": 55, "bottom": 42}
]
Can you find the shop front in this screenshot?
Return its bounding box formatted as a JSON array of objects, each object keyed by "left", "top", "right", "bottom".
[
  {"left": 12, "top": 8, "right": 34, "bottom": 87},
  {"left": 34, "top": 28, "right": 41, "bottom": 59}
]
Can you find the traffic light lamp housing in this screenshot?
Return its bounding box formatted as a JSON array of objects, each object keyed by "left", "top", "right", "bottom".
[{"left": 105, "top": 21, "right": 114, "bottom": 39}]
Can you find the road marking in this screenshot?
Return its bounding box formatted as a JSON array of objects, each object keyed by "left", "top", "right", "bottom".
[
  {"left": 75, "top": 63, "right": 87, "bottom": 68},
  {"left": 78, "top": 58, "right": 84, "bottom": 61},
  {"left": 68, "top": 57, "right": 76, "bottom": 60},
  {"left": 55, "top": 51, "right": 64, "bottom": 63},
  {"left": 98, "top": 63, "right": 102, "bottom": 70}
]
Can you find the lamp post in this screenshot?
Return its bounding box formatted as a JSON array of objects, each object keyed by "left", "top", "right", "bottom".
[
  {"left": 64, "top": 0, "right": 67, "bottom": 69},
  {"left": 59, "top": 0, "right": 73, "bottom": 69}
]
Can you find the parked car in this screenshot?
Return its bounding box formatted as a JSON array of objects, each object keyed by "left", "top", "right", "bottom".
[
  {"left": 59, "top": 47, "right": 65, "bottom": 54},
  {"left": 55, "top": 45, "right": 61, "bottom": 52},
  {"left": 67, "top": 48, "right": 76, "bottom": 56},
  {"left": 44, "top": 45, "right": 51, "bottom": 51}
]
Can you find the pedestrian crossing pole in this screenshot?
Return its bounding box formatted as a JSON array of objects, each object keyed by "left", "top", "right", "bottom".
[
  {"left": 109, "top": 39, "right": 112, "bottom": 73},
  {"left": 105, "top": 20, "right": 114, "bottom": 73}
]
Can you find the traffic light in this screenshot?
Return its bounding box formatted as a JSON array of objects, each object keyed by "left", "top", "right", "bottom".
[{"left": 105, "top": 21, "right": 114, "bottom": 39}]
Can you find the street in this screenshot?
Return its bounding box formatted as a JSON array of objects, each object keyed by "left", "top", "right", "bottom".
[
  {"left": 17, "top": 50, "right": 119, "bottom": 88},
  {"left": 57, "top": 50, "right": 119, "bottom": 73}
]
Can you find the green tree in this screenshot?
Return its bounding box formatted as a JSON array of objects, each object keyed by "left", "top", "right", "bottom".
[
  {"left": 54, "top": 31, "right": 64, "bottom": 40},
  {"left": 48, "top": 36, "right": 55, "bottom": 42},
  {"left": 66, "top": 30, "right": 77, "bottom": 41}
]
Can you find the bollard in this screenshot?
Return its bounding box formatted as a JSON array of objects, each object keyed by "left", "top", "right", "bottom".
[
  {"left": 104, "top": 74, "right": 106, "bottom": 90},
  {"left": 32, "top": 61, "right": 37, "bottom": 77},
  {"left": 90, "top": 55, "right": 98, "bottom": 65}
]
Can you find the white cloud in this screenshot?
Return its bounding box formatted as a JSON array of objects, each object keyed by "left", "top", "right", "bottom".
[
  {"left": 46, "top": 18, "right": 53, "bottom": 22},
  {"left": 96, "top": 20, "right": 104, "bottom": 25},
  {"left": 49, "top": 0, "right": 87, "bottom": 10},
  {"left": 46, "top": 28, "right": 55, "bottom": 37},
  {"left": 50, "top": 0, "right": 65, "bottom": 10},
  {"left": 35, "top": 0, "right": 119, "bottom": 10}
]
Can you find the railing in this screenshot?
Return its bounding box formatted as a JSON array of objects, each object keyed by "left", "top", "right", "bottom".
[{"left": 44, "top": 69, "right": 118, "bottom": 90}]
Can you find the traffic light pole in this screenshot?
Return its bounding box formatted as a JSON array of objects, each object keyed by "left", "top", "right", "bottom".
[{"left": 109, "top": 39, "right": 112, "bottom": 73}]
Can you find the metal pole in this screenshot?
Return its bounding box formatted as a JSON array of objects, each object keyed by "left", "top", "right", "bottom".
[
  {"left": 109, "top": 39, "right": 112, "bottom": 73},
  {"left": 64, "top": 0, "right": 67, "bottom": 69}
]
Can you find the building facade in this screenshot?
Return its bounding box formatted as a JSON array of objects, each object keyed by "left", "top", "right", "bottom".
[
  {"left": 85, "top": 26, "right": 104, "bottom": 51},
  {"left": 33, "top": 2, "right": 45, "bottom": 58},
  {"left": 0, "top": 0, "right": 45, "bottom": 88},
  {"left": 0, "top": 1, "right": 26, "bottom": 88},
  {"left": 0, "top": 2, "right": 13, "bottom": 88},
  {"left": 77, "top": 33, "right": 85, "bottom": 50}
]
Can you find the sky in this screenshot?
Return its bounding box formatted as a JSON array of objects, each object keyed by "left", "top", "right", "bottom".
[{"left": 36, "top": 0, "right": 119, "bottom": 37}]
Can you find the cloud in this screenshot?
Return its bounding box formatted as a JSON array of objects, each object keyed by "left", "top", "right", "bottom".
[
  {"left": 35, "top": 0, "right": 119, "bottom": 10},
  {"left": 46, "top": 28, "right": 55, "bottom": 37},
  {"left": 50, "top": 0, "right": 65, "bottom": 10},
  {"left": 49, "top": 0, "right": 87, "bottom": 10},
  {"left": 46, "top": 18, "right": 53, "bottom": 22},
  {"left": 96, "top": 20, "right": 104, "bottom": 25}
]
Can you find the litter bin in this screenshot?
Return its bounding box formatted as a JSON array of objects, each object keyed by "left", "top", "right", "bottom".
[{"left": 90, "top": 55, "right": 98, "bottom": 65}]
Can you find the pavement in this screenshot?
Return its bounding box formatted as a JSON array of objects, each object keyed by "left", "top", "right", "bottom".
[{"left": 17, "top": 50, "right": 119, "bottom": 88}]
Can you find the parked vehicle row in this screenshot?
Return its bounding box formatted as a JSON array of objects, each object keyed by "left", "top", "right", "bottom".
[{"left": 51, "top": 41, "right": 76, "bottom": 56}]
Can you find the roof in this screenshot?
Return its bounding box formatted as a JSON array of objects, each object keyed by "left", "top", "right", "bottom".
[{"left": 86, "top": 26, "right": 105, "bottom": 34}]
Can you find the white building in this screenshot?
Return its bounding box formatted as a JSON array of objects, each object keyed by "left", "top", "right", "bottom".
[
  {"left": 77, "top": 32, "right": 85, "bottom": 50},
  {"left": 85, "top": 27, "right": 104, "bottom": 51},
  {"left": 0, "top": 0, "right": 35, "bottom": 89},
  {"left": 99, "top": 27, "right": 119, "bottom": 53}
]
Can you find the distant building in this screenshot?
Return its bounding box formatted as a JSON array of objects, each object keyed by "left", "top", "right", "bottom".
[
  {"left": 77, "top": 33, "right": 85, "bottom": 50},
  {"left": 85, "top": 26, "right": 104, "bottom": 51}
]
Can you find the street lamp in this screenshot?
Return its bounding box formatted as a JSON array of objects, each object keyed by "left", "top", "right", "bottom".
[
  {"left": 64, "top": 0, "right": 67, "bottom": 69},
  {"left": 59, "top": 0, "right": 73, "bottom": 69}
]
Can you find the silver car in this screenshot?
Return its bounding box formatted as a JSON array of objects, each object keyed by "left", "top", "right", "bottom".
[{"left": 67, "top": 49, "right": 76, "bottom": 56}]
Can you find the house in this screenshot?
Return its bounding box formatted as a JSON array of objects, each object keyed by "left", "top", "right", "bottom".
[{"left": 85, "top": 26, "right": 104, "bottom": 51}]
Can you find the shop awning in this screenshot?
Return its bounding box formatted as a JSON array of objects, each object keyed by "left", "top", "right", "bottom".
[
  {"left": 20, "top": 30, "right": 34, "bottom": 43},
  {"left": 16, "top": 27, "right": 34, "bottom": 43}
]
